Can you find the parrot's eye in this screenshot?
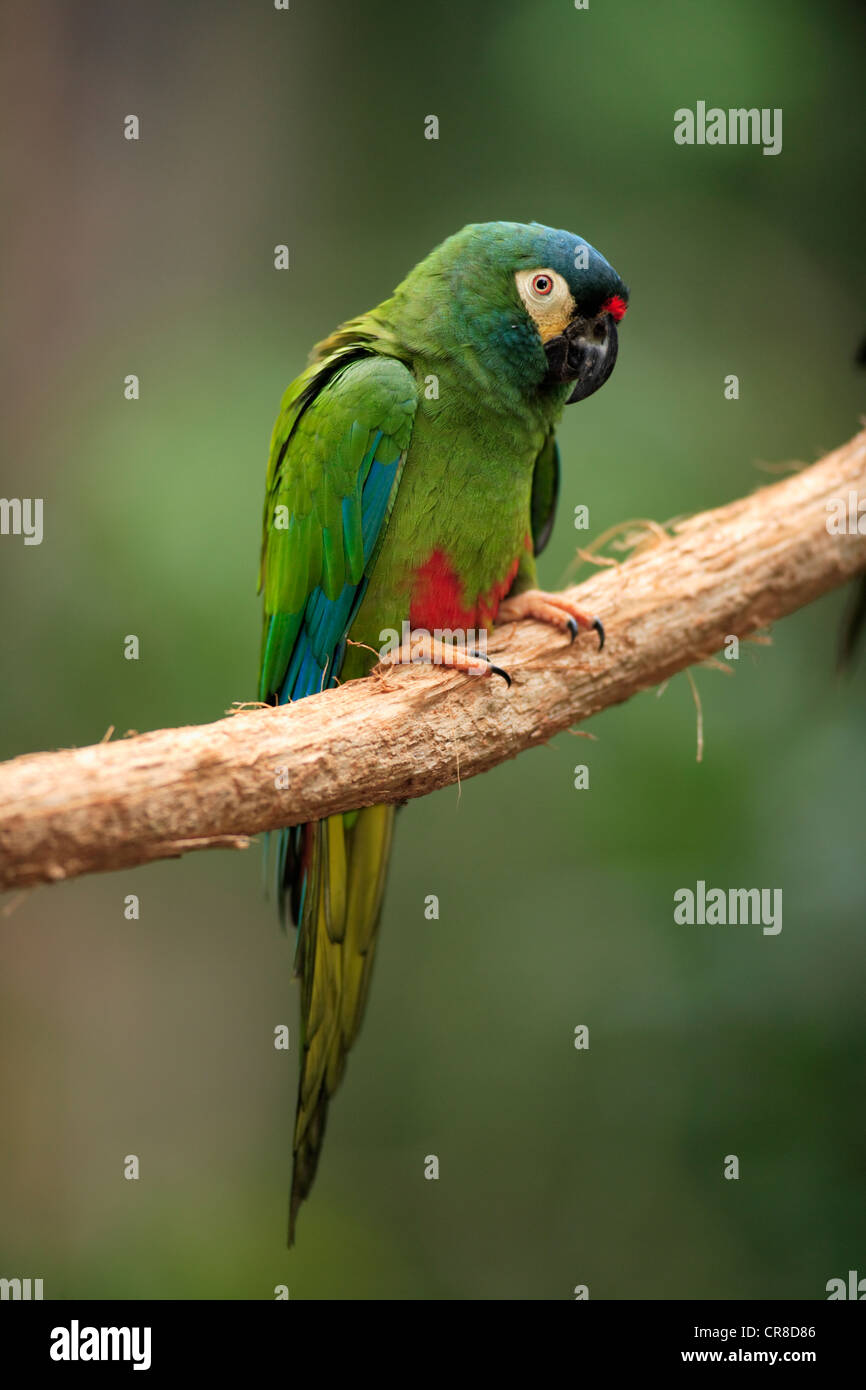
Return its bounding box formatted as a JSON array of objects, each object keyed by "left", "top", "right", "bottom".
[{"left": 514, "top": 268, "right": 575, "bottom": 341}]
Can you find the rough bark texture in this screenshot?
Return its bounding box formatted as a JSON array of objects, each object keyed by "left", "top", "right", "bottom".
[{"left": 1, "top": 429, "right": 865, "bottom": 891}]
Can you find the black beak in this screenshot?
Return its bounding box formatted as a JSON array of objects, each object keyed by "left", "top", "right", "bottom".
[{"left": 545, "top": 312, "right": 619, "bottom": 405}]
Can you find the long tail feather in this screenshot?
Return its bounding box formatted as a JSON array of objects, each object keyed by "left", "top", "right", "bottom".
[{"left": 287, "top": 804, "right": 395, "bottom": 1244}]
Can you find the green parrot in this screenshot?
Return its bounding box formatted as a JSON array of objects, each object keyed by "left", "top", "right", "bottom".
[{"left": 258, "top": 221, "right": 628, "bottom": 1241}]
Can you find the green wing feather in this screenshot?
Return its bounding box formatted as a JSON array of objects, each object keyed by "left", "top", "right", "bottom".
[
  {"left": 530, "top": 429, "right": 561, "bottom": 557},
  {"left": 257, "top": 347, "right": 417, "bottom": 1243},
  {"left": 258, "top": 350, "right": 417, "bottom": 702}
]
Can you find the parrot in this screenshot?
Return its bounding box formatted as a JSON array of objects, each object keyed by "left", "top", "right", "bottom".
[{"left": 257, "top": 220, "right": 628, "bottom": 1242}]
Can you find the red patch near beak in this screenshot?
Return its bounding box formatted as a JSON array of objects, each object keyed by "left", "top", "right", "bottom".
[{"left": 600, "top": 295, "right": 627, "bottom": 322}]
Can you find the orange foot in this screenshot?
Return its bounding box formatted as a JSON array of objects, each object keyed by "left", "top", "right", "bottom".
[
  {"left": 496, "top": 589, "right": 605, "bottom": 649},
  {"left": 375, "top": 632, "right": 512, "bottom": 686}
]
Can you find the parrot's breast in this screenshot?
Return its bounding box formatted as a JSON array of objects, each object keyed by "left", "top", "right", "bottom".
[{"left": 409, "top": 545, "right": 525, "bottom": 631}]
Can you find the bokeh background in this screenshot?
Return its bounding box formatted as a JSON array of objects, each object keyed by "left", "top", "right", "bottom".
[{"left": 1, "top": 0, "right": 864, "bottom": 1300}]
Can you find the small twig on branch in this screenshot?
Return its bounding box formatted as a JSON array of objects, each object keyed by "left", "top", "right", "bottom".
[{"left": 1, "top": 429, "right": 865, "bottom": 891}]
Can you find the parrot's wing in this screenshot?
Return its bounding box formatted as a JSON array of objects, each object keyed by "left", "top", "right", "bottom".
[
  {"left": 529, "top": 429, "right": 561, "bottom": 556},
  {"left": 258, "top": 352, "right": 418, "bottom": 703},
  {"left": 257, "top": 350, "right": 417, "bottom": 1243}
]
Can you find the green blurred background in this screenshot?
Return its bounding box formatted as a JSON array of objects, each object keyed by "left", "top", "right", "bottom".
[{"left": 1, "top": 0, "right": 864, "bottom": 1300}]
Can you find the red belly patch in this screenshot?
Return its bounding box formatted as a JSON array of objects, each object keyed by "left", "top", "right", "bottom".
[{"left": 409, "top": 548, "right": 521, "bottom": 630}]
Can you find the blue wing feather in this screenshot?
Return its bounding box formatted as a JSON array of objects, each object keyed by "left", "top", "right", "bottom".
[
  {"left": 259, "top": 364, "right": 414, "bottom": 923},
  {"left": 274, "top": 447, "right": 401, "bottom": 706}
]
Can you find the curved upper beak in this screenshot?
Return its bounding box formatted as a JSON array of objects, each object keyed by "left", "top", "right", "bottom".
[{"left": 545, "top": 311, "right": 619, "bottom": 404}]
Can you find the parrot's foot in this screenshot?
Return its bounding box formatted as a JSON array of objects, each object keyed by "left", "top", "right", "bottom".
[
  {"left": 375, "top": 633, "right": 511, "bottom": 686},
  {"left": 496, "top": 589, "right": 605, "bottom": 650}
]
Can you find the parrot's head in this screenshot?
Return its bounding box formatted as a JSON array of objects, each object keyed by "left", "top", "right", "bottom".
[
  {"left": 508, "top": 222, "right": 628, "bottom": 405},
  {"left": 402, "top": 221, "right": 628, "bottom": 406}
]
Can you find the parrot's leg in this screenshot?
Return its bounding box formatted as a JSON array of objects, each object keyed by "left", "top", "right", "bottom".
[
  {"left": 497, "top": 589, "right": 605, "bottom": 650},
  {"left": 376, "top": 632, "right": 512, "bottom": 686}
]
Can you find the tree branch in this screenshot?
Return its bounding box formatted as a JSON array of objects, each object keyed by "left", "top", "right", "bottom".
[{"left": 2, "top": 428, "right": 865, "bottom": 891}]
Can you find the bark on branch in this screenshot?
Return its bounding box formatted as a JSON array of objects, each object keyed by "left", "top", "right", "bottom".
[{"left": 2, "top": 429, "right": 865, "bottom": 892}]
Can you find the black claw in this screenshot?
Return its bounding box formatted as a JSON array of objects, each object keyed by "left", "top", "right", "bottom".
[
  {"left": 566, "top": 617, "right": 579, "bottom": 643},
  {"left": 472, "top": 651, "right": 512, "bottom": 688},
  {"left": 592, "top": 617, "right": 605, "bottom": 651}
]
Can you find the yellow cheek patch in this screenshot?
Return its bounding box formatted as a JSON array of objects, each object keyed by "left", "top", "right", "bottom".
[
  {"left": 514, "top": 270, "right": 576, "bottom": 342},
  {"left": 533, "top": 303, "right": 575, "bottom": 341}
]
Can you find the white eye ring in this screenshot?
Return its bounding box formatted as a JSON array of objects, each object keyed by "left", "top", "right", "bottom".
[
  {"left": 515, "top": 269, "right": 575, "bottom": 338},
  {"left": 516, "top": 267, "right": 569, "bottom": 308}
]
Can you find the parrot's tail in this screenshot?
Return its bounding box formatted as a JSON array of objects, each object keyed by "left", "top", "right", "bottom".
[{"left": 281, "top": 804, "right": 395, "bottom": 1245}]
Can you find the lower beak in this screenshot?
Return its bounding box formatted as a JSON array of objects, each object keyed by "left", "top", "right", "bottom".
[{"left": 545, "top": 313, "right": 619, "bottom": 404}]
